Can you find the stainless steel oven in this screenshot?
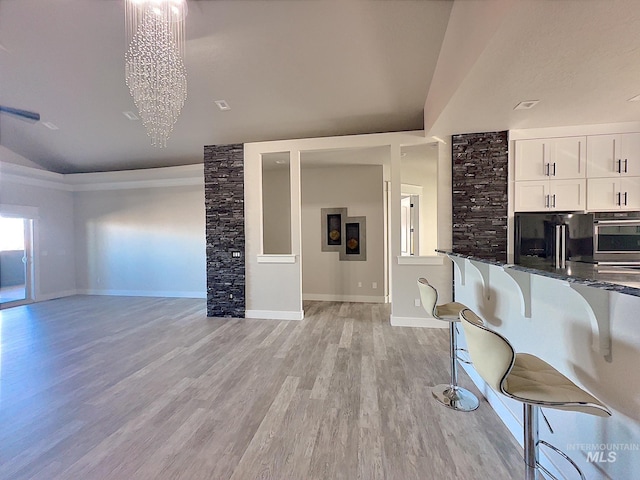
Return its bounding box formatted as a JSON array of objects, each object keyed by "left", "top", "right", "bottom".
[{"left": 593, "top": 211, "right": 640, "bottom": 265}]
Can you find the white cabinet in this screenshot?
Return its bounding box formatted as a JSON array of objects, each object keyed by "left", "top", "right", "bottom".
[
  {"left": 587, "top": 177, "right": 640, "bottom": 211},
  {"left": 587, "top": 133, "right": 640, "bottom": 177},
  {"left": 515, "top": 137, "right": 586, "bottom": 181},
  {"left": 514, "top": 179, "right": 586, "bottom": 212}
]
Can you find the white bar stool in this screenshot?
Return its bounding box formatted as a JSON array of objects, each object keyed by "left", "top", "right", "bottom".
[
  {"left": 460, "top": 308, "right": 611, "bottom": 480},
  {"left": 417, "top": 278, "right": 479, "bottom": 412}
]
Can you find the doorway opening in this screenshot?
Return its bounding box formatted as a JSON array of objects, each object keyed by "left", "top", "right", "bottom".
[{"left": 0, "top": 216, "right": 34, "bottom": 308}]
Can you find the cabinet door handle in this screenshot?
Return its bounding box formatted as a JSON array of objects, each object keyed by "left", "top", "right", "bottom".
[
  {"left": 552, "top": 194, "right": 556, "bottom": 208},
  {"left": 545, "top": 163, "right": 550, "bottom": 176},
  {"left": 624, "top": 192, "right": 628, "bottom": 206},
  {"left": 617, "top": 159, "right": 622, "bottom": 173},
  {"left": 545, "top": 194, "right": 549, "bottom": 208},
  {"left": 624, "top": 158, "right": 628, "bottom": 173},
  {"left": 552, "top": 162, "right": 556, "bottom": 176},
  {"left": 617, "top": 192, "right": 622, "bottom": 206}
]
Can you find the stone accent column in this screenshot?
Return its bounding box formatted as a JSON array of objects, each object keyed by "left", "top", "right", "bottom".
[
  {"left": 452, "top": 131, "right": 508, "bottom": 262},
  {"left": 204, "top": 144, "right": 245, "bottom": 317}
]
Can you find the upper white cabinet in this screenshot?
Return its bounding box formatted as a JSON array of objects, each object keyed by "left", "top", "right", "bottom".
[
  {"left": 587, "top": 177, "right": 640, "bottom": 211},
  {"left": 515, "top": 179, "right": 586, "bottom": 212},
  {"left": 515, "top": 136, "right": 586, "bottom": 181},
  {"left": 587, "top": 133, "right": 640, "bottom": 177}
]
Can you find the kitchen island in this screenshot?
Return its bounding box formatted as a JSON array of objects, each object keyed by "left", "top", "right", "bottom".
[{"left": 436, "top": 250, "right": 640, "bottom": 480}]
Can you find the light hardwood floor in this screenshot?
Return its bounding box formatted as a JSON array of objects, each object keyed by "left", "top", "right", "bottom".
[{"left": 0, "top": 296, "right": 523, "bottom": 479}]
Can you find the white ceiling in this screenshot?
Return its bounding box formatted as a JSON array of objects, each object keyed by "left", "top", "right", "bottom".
[
  {"left": 0, "top": 0, "right": 451, "bottom": 173},
  {"left": 1, "top": 0, "right": 640, "bottom": 174},
  {"left": 427, "top": 0, "right": 640, "bottom": 137}
]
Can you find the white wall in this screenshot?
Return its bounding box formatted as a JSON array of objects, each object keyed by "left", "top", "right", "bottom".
[
  {"left": 390, "top": 139, "right": 454, "bottom": 325},
  {"left": 400, "top": 146, "right": 438, "bottom": 255},
  {"left": 244, "top": 131, "right": 437, "bottom": 320},
  {"left": 0, "top": 162, "right": 206, "bottom": 301},
  {"left": 454, "top": 260, "right": 640, "bottom": 480},
  {"left": 0, "top": 163, "right": 76, "bottom": 301},
  {"left": 301, "top": 164, "right": 384, "bottom": 302},
  {"left": 74, "top": 183, "right": 205, "bottom": 297}
]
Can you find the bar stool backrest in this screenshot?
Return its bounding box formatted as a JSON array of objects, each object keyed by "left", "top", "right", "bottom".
[
  {"left": 417, "top": 278, "right": 438, "bottom": 318},
  {"left": 459, "top": 309, "right": 516, "bottom": 393}
]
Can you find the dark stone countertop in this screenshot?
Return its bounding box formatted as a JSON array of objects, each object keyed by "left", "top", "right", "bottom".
[{"left": 436, "top": 250, "right": 640, "bottom": 298}]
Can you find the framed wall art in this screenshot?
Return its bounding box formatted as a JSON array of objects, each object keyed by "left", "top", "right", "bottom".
[
  {"left": 340, "top": 216, "right": 366, "bottom": 261},
  {"left": 321, "top": 207, "right": 347, "bottom": 252}
]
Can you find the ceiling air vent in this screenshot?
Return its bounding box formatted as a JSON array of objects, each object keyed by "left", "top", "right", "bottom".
[
  {"left": 514, "top": 100, "right": 540, "bottom": 110},
  {"left": 123, "top": 111, "right": 139, "bottom": 120},
  {"left": 215, "top": 100, "right": 230, "bottom": 111}
]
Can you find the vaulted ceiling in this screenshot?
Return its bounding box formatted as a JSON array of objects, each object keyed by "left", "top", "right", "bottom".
[{"left": 1, "top": 0, "right": 639, "bottom": 174}]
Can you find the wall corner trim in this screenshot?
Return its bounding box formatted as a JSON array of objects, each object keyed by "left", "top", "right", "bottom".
[
  {"left": 245, "top": 309, "right": 304, "bottom": 321},
  {"left": 396, "top": 255, "right": 444, "bottom": 266},
  {"left": 257, "top": 254, "right": 297, "bottom": 264},
  {"left": 389, "top": 316, "right": 448, "bottom": 328}
]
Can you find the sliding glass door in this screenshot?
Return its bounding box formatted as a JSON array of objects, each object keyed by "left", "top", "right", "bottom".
[{"left": 0, "top": 216, "right": 33, "bottom": 308}]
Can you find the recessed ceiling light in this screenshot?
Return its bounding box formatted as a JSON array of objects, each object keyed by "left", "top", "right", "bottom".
[
  {"left": 42, "top": 121, "right": 59, "bottom": 130},
  {"left": 627, "top": 94, "right": 640, "bottom": 102},
  {"left": 514, "top": 100, "right": 540, "bottom": 110},
  {"left": 215, "top": 100, "right": 230, "bottom": 111},
  {"left": 123, "top": 111, "right": 139, "bottom": 120}
]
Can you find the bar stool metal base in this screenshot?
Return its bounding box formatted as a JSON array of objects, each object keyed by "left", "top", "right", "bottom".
[{"left": 432, "top": 384, "right": 479, "bottom": 412}]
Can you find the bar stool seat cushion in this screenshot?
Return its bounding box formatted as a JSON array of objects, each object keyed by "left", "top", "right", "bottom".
[
  {"left": 504, "top": 353, "right": 610, "bottom": 417},
  {"left": 434, "top": 302, "right": 467, "bottom": 321}
]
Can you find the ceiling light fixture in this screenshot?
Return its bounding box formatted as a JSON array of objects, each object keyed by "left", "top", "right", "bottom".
[
  {"left": 514, "top": 100, "right": 540, "bottom": 110},
  {"left": 125, "top": 0, "right": 188, "bottom": 147},
  {"left": 627, "top": 94, "right": 640, "bottom": 102}
]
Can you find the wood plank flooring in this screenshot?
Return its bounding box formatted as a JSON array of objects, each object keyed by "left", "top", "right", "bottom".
[{"left": 0, "top": 296, "right": 524, "bottom": 479}]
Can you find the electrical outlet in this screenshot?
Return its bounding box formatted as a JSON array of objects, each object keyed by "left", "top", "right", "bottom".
[
  {"left": 415, "top": 298, "right": 421, "bottom": 307},
  {"left": 372, "top": 282, "right": 377, "bottom": 289}
]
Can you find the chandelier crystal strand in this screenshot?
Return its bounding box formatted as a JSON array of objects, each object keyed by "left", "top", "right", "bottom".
[{"left": 125, "top": 0, "right": 187, "bottom": 147}]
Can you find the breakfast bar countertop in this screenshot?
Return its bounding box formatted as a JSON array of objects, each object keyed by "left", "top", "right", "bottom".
[{"left": 435, "top": 250, "right": 640, "bottom": 298}]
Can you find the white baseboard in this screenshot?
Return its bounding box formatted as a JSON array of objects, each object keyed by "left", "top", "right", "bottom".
[
  {"left": 389, "top": 315, "right": 448, "bottom": 328},
  {"left": 302, "top": 293, "right": 386, "bottom": 303},
  {"left": 245, "top": 309, "right": 304, "bottom": 321},
  {"left": 36, "top": 289, "right": 78, "bottom": 301},
  {"left": 78, "top": 289, "right": 206, "bottom": 299}
]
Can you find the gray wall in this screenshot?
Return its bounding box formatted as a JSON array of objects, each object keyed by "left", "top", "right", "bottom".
[
  {"left": 74, "top": 185, "right": 205, "bottom": 297},
  {"left": 301, "top": 164, "right": 384, "bottom": 300},
  {"left": 0, "top": 178, "right": 76, "bottom": 300},
  {"left": 452, "top": 131, "right": 508, "bottom": 262},
  {"left": 204, "top": 144, "right": 245, "bottom": 317},
  {"left": 262, "top": 167, "right": 292, "bottom": 254}
]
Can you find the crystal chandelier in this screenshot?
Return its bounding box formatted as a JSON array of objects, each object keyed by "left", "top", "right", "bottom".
[{"left": 125, "top": 0, "right": 188, "bottom": 147}]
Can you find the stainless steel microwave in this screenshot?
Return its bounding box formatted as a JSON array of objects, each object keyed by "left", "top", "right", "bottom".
[{"left": 593, "top": 211, "right": 640, "bottom": 265}]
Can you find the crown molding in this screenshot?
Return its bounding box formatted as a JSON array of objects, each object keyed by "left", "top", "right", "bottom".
[{"left": 0, "top": 162, "right": 204, "bottom": 191}]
